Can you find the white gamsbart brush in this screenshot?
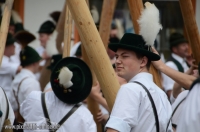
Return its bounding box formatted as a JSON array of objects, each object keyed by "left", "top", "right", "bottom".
[
  {"left": 58, "top": 67, "right": 73, "bottom": 89},
  {"left": 138, "top": 2, "right": 162, "bottom": 47}
]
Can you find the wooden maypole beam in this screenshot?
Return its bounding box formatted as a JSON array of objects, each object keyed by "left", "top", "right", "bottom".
[
  {"left": 127, "top": 0, "right": 162, "bottom": 88},
  {"left": 66, "top": 0, "right": 120, "bottom": 110},
  {"left": 82, "top": 0, "right": 102, "bottom": 131},
  {"left": 0, "top": 0, "right": 14, "bottom": 64},
  {"left": 56, "top": 1, "right": 66, "bottom": 53},
  {"left": 82, "top": 45, "right": 102, "bottom": 132},
  {"left": 179, "top": 0, "right": 200, "bottom": 64},
  {"left": 127, "top": 0, "right": 143, "bottom": 35},
  {"left": 63, "top": 5, "right": 72, "bottom": 58},
  {"left": 99, "top": 0, "right": 117, "bottom": 48}
]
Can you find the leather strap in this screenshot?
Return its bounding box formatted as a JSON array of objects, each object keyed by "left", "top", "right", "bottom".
[
  {"left": 13, "top": 77, "right": 29, "bottom": 110},
  {"left": 166, "top": 95, "right": 187, "bottom": 131},
  {"left": 41, "top": 93, "right": 53, "bottom": 132},
  {"left": 1, "top": 87, "right": 9, "bottom": 119},
  {"left": 167, "top": 56, "right": 184, "bottom": 73},
  {"left": 41, "top": 93, "right": 81, "bottom": 132},
  {"left": 133, "top": 81, "right": 159, "bottom": 132}
]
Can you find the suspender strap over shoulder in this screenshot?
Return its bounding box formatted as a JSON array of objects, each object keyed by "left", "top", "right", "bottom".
[
  {"left": 1, "top": 88, "right": 9, "bottom": 119},
  {"left": 133, "top": 81, "right": 160, "bottom": 132},
  {"left": 168, "top": 56, "right": 184, "bottom": 72},
  {"left": 41, "top": 93, "right": 81, "bottom": 132}
]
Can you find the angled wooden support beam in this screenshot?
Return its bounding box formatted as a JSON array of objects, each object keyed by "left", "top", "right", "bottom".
[
  {"left": 99, "top": 0, "right": 117, "bottom": 48},
  {"left": 0, "top": 0, "right": 14, "bottom": 64},
  {"left": 66, "top": 0, "right": 120, "bottom": 110},
  {"left": 179, "top": 0, "right": 200, "bottom": 64}
]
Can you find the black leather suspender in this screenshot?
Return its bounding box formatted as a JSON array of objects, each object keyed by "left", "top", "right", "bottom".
[
  {"left": 133, "top": 81, "right": 160, "bottom": 132},
  {"left": 41, "top": 93, "right": 81, "bottom": 132}
]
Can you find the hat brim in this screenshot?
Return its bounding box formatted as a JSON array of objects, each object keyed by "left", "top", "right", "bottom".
[
  {"left": 109, "top": 43, "right": 160, "bottom": 61},
  {"left": 50, "top": 57, "right": 92, "bottom": 104}
]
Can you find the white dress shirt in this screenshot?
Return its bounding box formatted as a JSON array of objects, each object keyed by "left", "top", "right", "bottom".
[
  {"left": 171, "top": 90, "right": 188, "bottom": 127},
  {"left": 162, "top": 53, "right": 189, "bottom": 92},
  {"left": 10, "top": 42, "right": 21, "bottom": 65},
  {"left": 105, "top": 72, "right": 172, "bottom": 132},
  {"left": 0, "top": 87, "right": 15, "bottom": 131},
  {"left": 20, "top": 91, "right": 97, "bottom": 132},
  {"left": 176, "top": 83, "right": 200, "bottom": 132},
  {"left": 12, "top": 69, "right": 41, "bottom": 110},
  {"left": 35, "top": 45, "right": 46, "bottom": 66},
  {"left": 0, "top": 55, "right": 19, "bottom": 110}
]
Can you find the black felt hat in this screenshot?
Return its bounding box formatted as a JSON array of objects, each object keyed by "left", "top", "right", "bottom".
[
  {"left": 38, "top": 20, "right": 55, "bottom": 34},
  {"left": 47, "top": 54, "right": 62, "bottom": 71},
  {"left": 169, "top": 32, "right": 188, "bottom": 49},
  {"left": 15, "top": 31, "right": 42, "bottom": 67},
  {"left": 108, "top": 33, "right": 160, "bottom": 61},
  {"left": 50, "top": 57, "right": 92, "bottom": 104}
]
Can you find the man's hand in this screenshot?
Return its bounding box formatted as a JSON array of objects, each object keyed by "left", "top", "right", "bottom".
[{"left": 97, "top": 110, "right": 109, "bottom": 125}]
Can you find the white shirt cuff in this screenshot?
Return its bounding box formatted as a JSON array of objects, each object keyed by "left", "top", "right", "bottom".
[{"left": 105, "top": 116, "right": 131, "bottom": 132}]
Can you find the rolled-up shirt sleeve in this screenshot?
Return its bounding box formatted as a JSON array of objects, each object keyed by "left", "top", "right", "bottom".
[
  {"left": 106, "top": 116, "right": 131, "bottom": 132},
  {"left": 105, "top": 84, "right": 140, "bottom": 131}
]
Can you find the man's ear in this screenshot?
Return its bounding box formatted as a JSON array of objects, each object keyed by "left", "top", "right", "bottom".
[
  {"left": 172, "top": 46, "right": 178, "bottom": 54},
  {"left": 140, "top": 56, "right": 148, "bottom": 67}
]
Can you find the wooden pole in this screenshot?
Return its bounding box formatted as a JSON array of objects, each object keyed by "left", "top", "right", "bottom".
[
  {"left": 99, "top": 0, "right": 117, "bottom": 48},
  {"left": 127, "top": 0, "right": 143, "bottom": 35},
  {"left": 82, "top": 45, "right": 102, "bottom": 132},
  {"left": 66, "top": 0, "right": 120, "bottom": 110},
  {"left": 56, "top": 1, "right": 66, "bottom": 53},
  {"left": 127, "top": 0, "right": 162, "bottom": 88},
  {"left": 13, "top": 0, "right": 24, "bottom": 23},
  {"left": 179, "top": 0, "right": 200, "bottom": 64},
  {"left": 0, "top": 0, "right": 14, "bottom": 64},
  {"left": 83, "top": 1, "right": 102, "bottom": 131},
  {"left": 63, "top": 5, "right": 72, "bottom": 58}
]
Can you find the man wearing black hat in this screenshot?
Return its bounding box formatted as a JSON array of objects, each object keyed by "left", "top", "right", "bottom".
[
  {"left": 162, "top": 32, "right": 189, "bottom": 99},
  {"left": 105, "top": 33, "right": 172, "bottom": 132},
  {"left": 0, "top": 33, "right": 21, "bottom": 110},
  {"left": 35, "top": 20, "right": 55, "bottom": 66},
  {"left": 20, "top": 57, "right": 96, "bottom": 131}
]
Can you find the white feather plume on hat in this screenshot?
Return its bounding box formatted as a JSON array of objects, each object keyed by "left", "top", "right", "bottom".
[
  {"left": 58, "top": 67, "right": 73, "bottom": 88},
  {"left": 138, "top": 2, "right": 162, "bottom": 46}
]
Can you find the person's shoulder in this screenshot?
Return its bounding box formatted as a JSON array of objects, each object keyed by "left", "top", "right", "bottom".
[
  {"left": 165, "top": 61, "right": 177, "bottom": 69},
  {"left": 120, "top": 82, "right": 143, "bottom": 91},
  {"left": 26, "top": 91, "right": 42, "bottom": 100}
]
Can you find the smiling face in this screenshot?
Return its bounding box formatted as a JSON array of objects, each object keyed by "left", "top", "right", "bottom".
[
  {"left": 115, "top": 48, "right": 149, "bottom": 81},
  {"left": 172, "top": 42, "right": 189, "bottom": 58}
]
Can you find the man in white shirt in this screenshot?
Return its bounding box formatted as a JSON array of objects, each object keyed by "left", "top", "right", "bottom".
[
  {"left": 162, "top": 32, "right": 189, "bottom": 98},
  {"left": 12, "top": 31, "right": 42, "bottom": 122},
  {"left": 0, "top": 87, "right": 15, "bottom": 131},
  {"left": 0, "top": 33, "right": 21, "bottom": 111},
  {"left": 176, "top": 78, "right": 200, "bottom": 132},
  {"left": 20, "top": 57, "right": 96, "bottom": 132},
  {"left": 105, "top": 33, "right": 172, "bottom": 132}
]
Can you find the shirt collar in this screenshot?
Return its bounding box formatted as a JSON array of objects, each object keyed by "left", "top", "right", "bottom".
[
  {"left": 21, "top": 69, "right": 37, "bottom": 79},
  {"left": 129, "top": 72, "right": 153, "bottom": 83},
  {"left": 172, "top": 53, "right": 185, "bottom": 64}
]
